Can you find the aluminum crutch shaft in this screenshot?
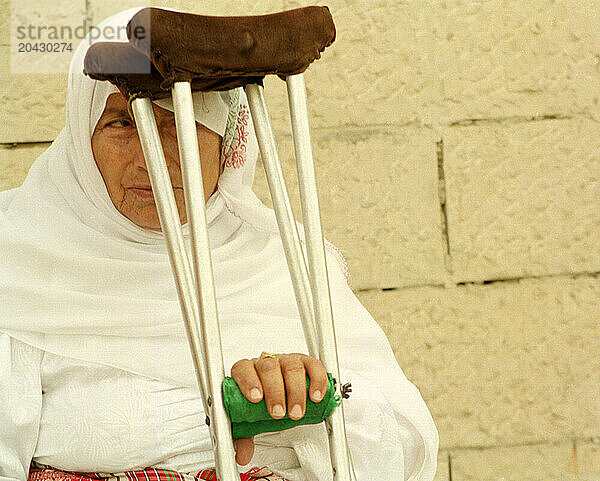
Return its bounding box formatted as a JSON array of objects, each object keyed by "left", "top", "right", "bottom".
[
  {"left": 130, "top": 97, "right": 210, "bottom": 416},
  {"left": 286, "top": 74, "right": 357, "bottom": 481},
  {"left": 170, "top": 81, "right": 239, "bottom": 481},
  {"left": 245, "top": 84, "right": 320, "bottom": 359}
]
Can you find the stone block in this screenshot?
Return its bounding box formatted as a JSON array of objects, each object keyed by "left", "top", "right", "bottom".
[
  {"left": 0, "top": 43, "right": 66, "bottom": 143},
  {"left": 443, "top": 117, "right": 600, "bottom": 283},
  {"left": 252, "top": 125, "right": 448, "bottom": 290},
  {"left": 8, "top": 0, "right": 87, "bottom": 74},
  {"left": 0, "top": 0, "right": 9, "bottom": 45},
  {"left": 434, "top": 451, "right": 449, "bottom": 481},
  {"left": 450, "top": 442, "right": 580, "bottom": 481},
  {"left": 576, "top": 440, "right": 600, "bottom": 480},
  {"left": 356, "top": 275, "right": 600, "bottom": 448},
  {"left": 283, "top": 0, "right": 600, "bottom": 127},
  {"left": 0, "top": 143, "right": 49, "bottom": 191},
  {"left": 1, "top": 0, "right": 87, "bottom": 141}
]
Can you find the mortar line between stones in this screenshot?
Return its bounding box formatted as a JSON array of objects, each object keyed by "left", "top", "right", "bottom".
[
  {"left": 445, "top": 436, "right": 599, "bottom": 452},
  {"left": 448, "top": 112, "right": 572, "bottom": 127},
  {"left": 572, "top": 439, "right": 578, "bottom": 476},
  {"left": 84, "top": 0, "right": 93, "bottom": 29},
  {"left": 457, "top": 269, "right": 600, "bottom": 286},
  {"left": 436, "top": 138, "right": 451, "bottom": 259},
  {"left": 447, "top": 452, "right": 453, "bottom": 481},
  {"left": 310, "top": 112, "right": 578, "bottom": 134},
  {"left": 0, "top": 142, "right": 52, "bottom": 148},
  {"left": 354, "top": 281, "right": 446, "bottom": 293},
  {"left": 354, "top": 270, "right": 600, "bottom": 293}
]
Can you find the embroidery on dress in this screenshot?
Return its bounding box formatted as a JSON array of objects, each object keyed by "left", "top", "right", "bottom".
[
  {"left": 223, "top": 104, "right": 250, "bottom": 170},
  {"left": 28, "top": 465, "right": 287, "bottom": 481}
]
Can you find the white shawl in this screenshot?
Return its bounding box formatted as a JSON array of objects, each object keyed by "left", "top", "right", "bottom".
[{"left": 0, "top": 8, "right": 438, "bottom": 481}]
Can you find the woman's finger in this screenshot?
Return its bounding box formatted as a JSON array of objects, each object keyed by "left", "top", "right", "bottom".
[
  {"left": 230, "top": 358, "right": 263, "bottom": 403},
  {"left": 254, "top": 356, "right": 286, "bottom": 418},
  {"left": 278, "top": 354, "right": 307, "bottom": 420},
  {"left": 303, "top": 355, "right": 329, "bottom": 403},
  {"left": 234, "top": 436, "right": 254, "bottom": 465}
]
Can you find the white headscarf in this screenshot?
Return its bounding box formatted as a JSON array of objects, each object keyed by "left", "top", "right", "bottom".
[{"left": 0, "top": 8, "right": 438, "bottom": 480}]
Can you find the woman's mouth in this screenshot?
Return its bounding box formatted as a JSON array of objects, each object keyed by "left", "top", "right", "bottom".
[
  {"left": 129, "top": 186, "right": 183, "bottom": 198},
  {"left": 130, "top": 186, "right": 154, "bottom": 198}
]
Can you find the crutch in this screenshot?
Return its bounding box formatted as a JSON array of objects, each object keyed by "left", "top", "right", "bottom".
[
  {"left": 135, "top": 84, "right": 241, "bottom": 478},
  {"left": 85, "top": 42, "right": 237, "bottom": 478},
  {"left": 84, "top": 6, "right": 357, "bottom": 480},
  {"left": 245, "top": 79, "right": 357, "bottom": 480}
]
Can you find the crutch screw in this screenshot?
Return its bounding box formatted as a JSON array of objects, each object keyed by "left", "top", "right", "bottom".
[
  {"left": 341, "top": 382, "right": 352, "bottom": 399},
  {"left": 207, "top": 396, "right": 212, "bottom": 407},
  {"left": 205, "top": 416, "right": 210, "bottom": 426}
]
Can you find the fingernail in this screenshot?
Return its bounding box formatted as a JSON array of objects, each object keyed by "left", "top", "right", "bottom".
[
  {"left": 312, "top": 390, "right": 322, "bottom": 401},
  {"left": 290, "top": 404, "right": 302, "bottom": 419},
  {"left": 272, "top": 404, "right": 285, "bottom": 417},
  {"left": 250, "top": 388, "right": 261, "bottom": 401}
]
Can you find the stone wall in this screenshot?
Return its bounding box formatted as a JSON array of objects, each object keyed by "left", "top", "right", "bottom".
[{"left": 1, "top": 1, "right": 598, "bottom": 479}]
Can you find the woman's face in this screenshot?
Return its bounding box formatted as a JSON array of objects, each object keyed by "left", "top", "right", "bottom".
[{"left": 91, "top": 92, "right": 221, "bottom": 231}]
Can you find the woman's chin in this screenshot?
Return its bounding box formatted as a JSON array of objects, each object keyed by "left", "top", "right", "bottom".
[{"left": 123, "top": 208, "right": 161, "bottom": 231}]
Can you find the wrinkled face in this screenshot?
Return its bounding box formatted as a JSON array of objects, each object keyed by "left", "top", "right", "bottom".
[{"left": 91, "top": 93, "right": 221, "bottom": 231}]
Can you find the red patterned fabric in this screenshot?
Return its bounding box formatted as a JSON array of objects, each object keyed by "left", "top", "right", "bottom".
[
  {"left": 28, "top": 465, "right": 288, "bottom": 481},
  {"left": 222, "top": 103, "right": 250, "bottom": 170}
]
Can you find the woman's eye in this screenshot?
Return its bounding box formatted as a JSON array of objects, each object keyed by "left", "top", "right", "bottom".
[{"left": 108, "top": 119, "right": 134, "bottom": 128}]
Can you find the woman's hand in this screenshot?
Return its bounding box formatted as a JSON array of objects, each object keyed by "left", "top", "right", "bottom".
[{"left": 230, "top": 352, "right": 328, "bottom": 465}]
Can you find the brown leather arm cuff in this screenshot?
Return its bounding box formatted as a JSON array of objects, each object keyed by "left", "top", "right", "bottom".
[
  {"left": 83, "top": 42, "right": 167, "bottom": 99},
  {"left": 126, "top": 6, "right": 336, "bottom": 88},
  {"left": 83, "top": 41, "right": 266, "bottom": 97}
]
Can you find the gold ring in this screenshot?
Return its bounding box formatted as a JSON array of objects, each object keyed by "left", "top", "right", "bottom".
[{"left": 259, "top": 351, "right": 278, "bottom": 360}]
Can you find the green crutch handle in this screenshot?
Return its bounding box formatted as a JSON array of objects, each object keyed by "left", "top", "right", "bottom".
[{"left": 222, "top": 372, "right": 341, "bottom": 439}]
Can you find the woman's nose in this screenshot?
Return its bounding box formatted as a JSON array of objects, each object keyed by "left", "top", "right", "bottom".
[{"left": 131, "top": 135, "right": 149, "bottom": 171}]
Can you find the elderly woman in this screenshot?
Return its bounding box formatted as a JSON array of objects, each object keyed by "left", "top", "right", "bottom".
[{"left": 0, "top": 8, "right": 438, "bottom": 481}]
